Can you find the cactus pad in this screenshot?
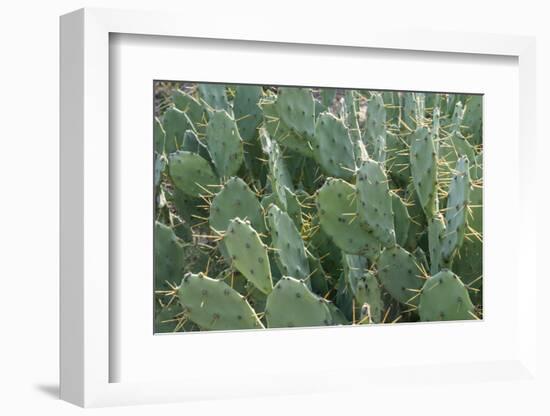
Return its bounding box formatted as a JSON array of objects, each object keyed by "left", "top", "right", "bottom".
[
  {"left": 233, "top": 85, "right": 263, "bottom": 141},
  {"left": 275, "top": 87, "right": 315, "bottom": 137},
  {"left": 377, "top": 245, "right": 426, "bottom": 306},
  {"left": 267, "top": 204, "right": 310, "bottom": 280},
  {"left": 177, "top": 272, "right": 264, "bottom": 330},
  {"left": 209, "top": 177, "right": 265, "bottom": 233},
  {"left": 418, "top": 270, "right": 476, "bottom": 321},
  {"left": 265, "top": 276, "right": 332, "bottom": 328},
  {"left": 410, "top": 126, "right": 438, "bottom": 218},
  {"left": 205, "top": 110, "right": 244, "bottom": 178},
  {"left": 356, "top": 159, "right": 396, "bottom": 247},
  {"left": 313, "top": 112, "right": 356, "bottom": 180},
  {"left": 223, "top": 218, "right": 273, "bottom": 294},
  {"left": 365, "top": 93, "right": 386, "bottom": 151}
]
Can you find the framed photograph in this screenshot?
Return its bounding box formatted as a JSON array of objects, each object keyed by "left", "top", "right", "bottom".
[{"left": 60, "top": 7, "right": 541, "bottom": 409}]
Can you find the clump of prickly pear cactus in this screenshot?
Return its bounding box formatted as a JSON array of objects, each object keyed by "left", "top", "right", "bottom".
[{"left": 154, "top": 82, "right": 483, "bottom": 332}]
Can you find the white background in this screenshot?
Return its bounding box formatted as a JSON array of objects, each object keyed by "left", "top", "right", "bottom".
[{"left": 0, "top": 0, "right": 548, "bottom": 415}]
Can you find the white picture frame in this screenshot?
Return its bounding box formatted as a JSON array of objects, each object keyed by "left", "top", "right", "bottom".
[{"left": 60, "top": 7, "right": 541, "bottom": 409}]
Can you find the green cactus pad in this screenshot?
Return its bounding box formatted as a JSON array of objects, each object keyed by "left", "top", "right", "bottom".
[
  {"left": 312, "top": 112, "right": 356, "bottom": 180},
  {"left": 267, "top": 205, "right": 310, "bottom": 281},
  {"left": 155, "top": 221, "right": 184, "bottom": 288},
  {"left": 177, "top": 272, "right": 264, "bottom": 330},
  {"left": 209, "top": 177, "right": 265, "bottom": 233},
  {"left": 418, "top": 270, "right": 476, "bottom": 321},
  {"left": 205, "top": 110, "right": 244, "bottom": 178},
  {"left": 233, "top": 85, "right": 263, "bottom": 141},
  {"left": 317, "top": 178, "right": 381, "bottom": 258},
  {"left": 410, "top": 126, "right": 438, "bottom": 218},
  {"left": 441, "top": 156, "right": 471, "bottom": 266},
  {"left": 391, "top": 192, "right": 411, "bottom": 247},
  {"left": 377, "top": 245, "right": 426, "bottom": 306},
  {"left": 365, "top": 93, "right": 387, "bottom": 152},
  {"left": 168, "top": 150, "right": 218, "bottom": 198},
  {"left": 198, "top": 83, "right": 230, "bottom": 112},
  {"left": 265, "top": 276, "right": 332, "bottom": 328},
  {"left": 163, "top": 107, "right": 196, "bottom": 154},
  {"left": 356, "top": 159, "right": 396, "bottom": 247},
  {"left": 223, "top": 218, "right": 273, "bottom": 294},
  {"left": 275, "top": 87, "right": 316, "bottom": 137}
]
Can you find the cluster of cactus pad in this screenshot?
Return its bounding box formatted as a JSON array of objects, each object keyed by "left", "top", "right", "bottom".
[{"left": 154, "top": 82, "right": 482, "bottom": 332}]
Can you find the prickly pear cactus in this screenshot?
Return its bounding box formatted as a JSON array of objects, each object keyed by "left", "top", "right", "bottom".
[{"left": 154, "top": 82, "right": 483, "bottom": 332}]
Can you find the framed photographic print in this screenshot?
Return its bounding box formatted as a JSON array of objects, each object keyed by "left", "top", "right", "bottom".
[{"left": 60, "top": 7, "right": 541, "bottom": 410}]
